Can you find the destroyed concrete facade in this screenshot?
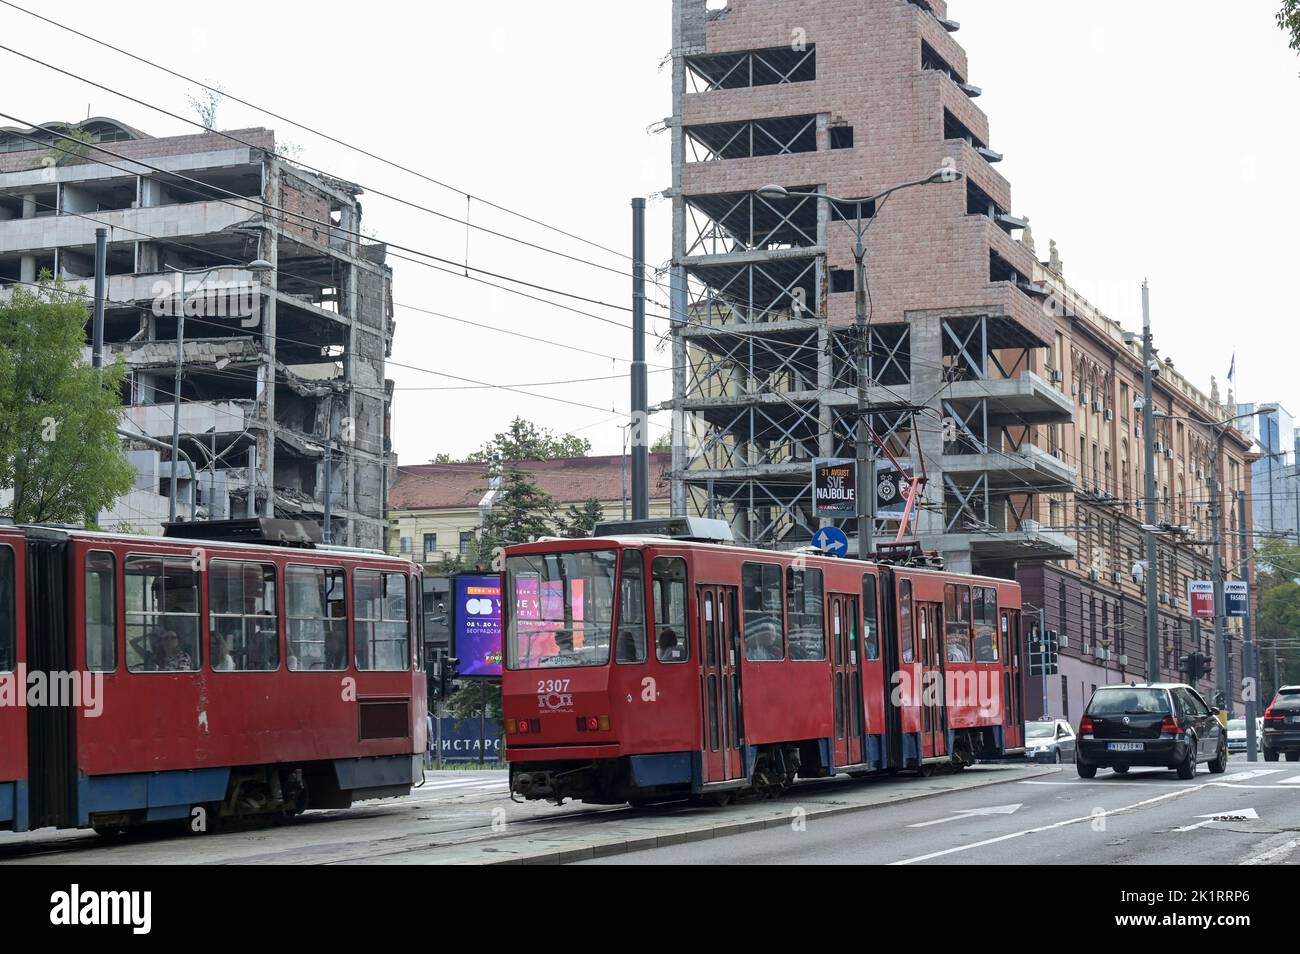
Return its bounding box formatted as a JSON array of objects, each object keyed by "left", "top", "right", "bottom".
[{"left": 0, "top": 118, "right": 392, "bottom": 546}]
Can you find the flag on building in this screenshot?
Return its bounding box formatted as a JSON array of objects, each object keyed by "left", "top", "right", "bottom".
[{"left": 1227, "top": 353, "right": 1236, "bottom": 384}]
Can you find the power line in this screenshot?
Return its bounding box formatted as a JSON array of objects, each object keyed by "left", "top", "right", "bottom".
[{"left": 0, "top": 0, "right": 641, "bottom": 267}]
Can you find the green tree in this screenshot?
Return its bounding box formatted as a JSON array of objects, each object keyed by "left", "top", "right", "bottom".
[
  {"left": 1280, "top": 0, "right": 1300, "bottom": 53},
  {"left": 1252, "top": 537, "right": 1300, "bottom": 693},
  {"left": 444, "top": 679, "right": 502, "bottom": 723},
  {"left": 429, "top": 452, "right": 457, "bottom": 464},
  {"left": 554, "top": 497, "right": 604, "bottom": 538},
  {"left": 474, "top": 465, "right": 556, "bottom": 564},
  {"left": 651, "top": 432, "right": 674, "bottom": 453},
  {"left": 467, "top": 418, "right": 591, "bottom": 466},
  {"left": 0, "top": 279, "right": 134, "bottom": 524}
]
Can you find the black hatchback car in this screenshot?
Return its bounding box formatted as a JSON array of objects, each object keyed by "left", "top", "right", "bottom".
[
  {"left": 1263, "top": 686, "right": 1300, "bottom": 762},
  {"left": 1076, "top": 683, "right": 1227, "bottom": 779}
]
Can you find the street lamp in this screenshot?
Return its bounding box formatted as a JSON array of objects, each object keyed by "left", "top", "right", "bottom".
[
  {"left": 165, "top": 259, "right": 273, "bottom": 523},
  {"left": 756, "top": 165, "right": 963, "bottom": 559}
]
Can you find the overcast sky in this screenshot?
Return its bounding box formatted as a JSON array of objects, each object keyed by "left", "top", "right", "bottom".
[{"left": 3, "top": 0, "right": 1297, "bottom": 463}]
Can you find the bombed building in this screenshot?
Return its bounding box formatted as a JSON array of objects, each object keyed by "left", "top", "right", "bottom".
[{"left": 0, "top": 118, "right": 392, "bottom": 546}]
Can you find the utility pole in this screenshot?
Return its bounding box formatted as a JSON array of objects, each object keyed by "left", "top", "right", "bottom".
[
  {"left": 853, "top": 200, "right": 875, "bottom": 561},
  {"left": 91, "top": 228, "right": 106, "bottom": 371},
  {"left": 1239, "top": 489, "right": 1258, "bottom": 761},
  {"left": 323, "top": 393, "right": 334, "bottom": 544},
  {"left": 1141, "top": 280, "right": 1161, "bottom": 681},
  {"left": 630, "top": 198, "right": 649, "bottom": 521},
  {"left": 1209, "top": 433, "right": 1227, "bottom": 710}
]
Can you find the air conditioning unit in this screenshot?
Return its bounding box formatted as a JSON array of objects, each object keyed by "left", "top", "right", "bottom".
[
  {"left": 1050, "top": 368, "right": 1064, "bottom": 383},
  {"left": 1059, "top": 635, "right": 1069, "bottom": 648},
  {"left": 1110, "top": 571, "right": 1122, "bottom": 584},
  {"left": 1071, "top": 383, "right": 1078, "bottom": 396},
  {"left": 1053, "top": 448, "right": 1065, "bottom": 460},
  {"left": 1159, "top": 592, "right": 1171, "bottom": 605},
  {"left": 1091, "top": 399, "right": 1102, "bottom": 413},
  {"left": 1154, "top": 441, "right": 1164, "bottom": 453},
  {"left": 1089, "top": 569, "right": 1100, "bottom": 582},
  {"left": 1104, "top": 408, "right": 1114, "bottom": 421},
  {"left": 1118, "top": 654, "right": 1129, "bottom": 667},
  {"left": 1163, "top": 447, "right": 1173, "bottom": 460}
]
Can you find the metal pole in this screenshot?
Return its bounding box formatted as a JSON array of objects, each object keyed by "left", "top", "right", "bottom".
[
  {"left": 1142, "top": 281, "right": 1160, "bottom": 680},
  {"left": 478, "top": 680, "right": 486, "bottom": 769},
  {"left": 1209, "top": 433, "right": 1227, "bottom": 710},
  {"left": 169, "top": 280, "right": 187, "bottom": 524},
  {"left": 1039, "top": 606, "right": 1048, "bottom": 717},
  {"left": 854, "top": 207, "right": 875, "bottom": 560},
  {"left": 1240, "top": 489, "right": 1258, "bottom": 761},
  {"left": 323, "top": 394, "right": 333, "bottom": 544},
  {"left": 631, "top": 198, "right": 649, "bottom": 521},
  {"left": 91, "top": 228, "right": 106, "bottom": 371}
]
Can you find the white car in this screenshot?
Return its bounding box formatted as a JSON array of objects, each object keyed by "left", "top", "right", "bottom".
[{"left": 1024, "top": 718, "right": 1076, "bottom": 763}]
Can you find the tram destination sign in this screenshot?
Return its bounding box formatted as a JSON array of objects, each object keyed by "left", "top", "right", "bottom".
[{"left": 812, "top": 458, "right": 857, "bottom": 518}]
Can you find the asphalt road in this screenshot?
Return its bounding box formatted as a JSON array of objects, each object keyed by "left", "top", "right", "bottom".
[{"left": 582, "top": 754, "right": 1300, "bottom": 865}]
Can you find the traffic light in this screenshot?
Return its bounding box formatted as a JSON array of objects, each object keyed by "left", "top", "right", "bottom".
[
  {"left": 1181, "top": 652, "right": 1212, "bottom": 683},
  {"left": 430, "top": 654, "right": 461, "bottom": 700}
]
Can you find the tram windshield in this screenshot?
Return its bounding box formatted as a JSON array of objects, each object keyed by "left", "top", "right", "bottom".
[{"left": 506, "top": 550, "right": 617, "bottom": 669}]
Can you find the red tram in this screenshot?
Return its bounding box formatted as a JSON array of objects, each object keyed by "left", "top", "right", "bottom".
[
  {"left": 0, "top": 519, "right": 426, "bottom": 834},
  {"left": 502, "top": 520, "right": 1026, "bottom": 804}
]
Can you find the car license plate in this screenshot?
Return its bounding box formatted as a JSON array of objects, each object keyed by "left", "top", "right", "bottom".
[
  {"left": 1107, "top": 742, "right": 1144, "bottom": 751},
  {"left": 1290, "top": 715, "right": 1300, "bottom": 724}
]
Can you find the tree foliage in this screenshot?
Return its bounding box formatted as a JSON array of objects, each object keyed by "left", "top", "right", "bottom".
[
  {"left": 475, "top": 465, "right": 557, "bottom": 562},
  {"left": 554, "top": 497, "right": 605, "bottom": 538},
  {"left": 1252, "top": 537, "right": 1300, "bottom": 689},
  {"left": 466, "top": 418, "right": 591, "bottom": 468},
  {"left": 0, "top": 279, "right": 135, "bottom": 525},
  {"left": 1280, "top": 0, "right": 1300, "bottom": 53}
]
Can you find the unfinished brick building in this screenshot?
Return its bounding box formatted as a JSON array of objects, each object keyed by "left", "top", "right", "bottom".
[
  {"left": 669, "top": 0, "right": 1076, "bottom": 574},
  {"left": 0, "top": 119, "right": 392, "bottom": 546}
]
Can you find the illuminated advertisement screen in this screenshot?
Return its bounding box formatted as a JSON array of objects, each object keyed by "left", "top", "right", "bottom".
[{"left": 452, "top": 574, "right": 503, "bottom": 678}]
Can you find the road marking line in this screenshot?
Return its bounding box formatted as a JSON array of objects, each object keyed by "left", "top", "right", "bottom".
[
  {"left": 890, "top": 781, "right": 1215, "bottom": 866},
  {"left": 1279, "top": 775, "right": 1300, "bottom": 785},
  {"left": 907, "top": 803, "right": 1022, "bottom": 828},
  {"left": 1242, "top": 836, "right": 1300, "bottom": 866}
]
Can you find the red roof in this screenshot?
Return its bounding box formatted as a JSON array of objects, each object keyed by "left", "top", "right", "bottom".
[{"left": 390, "top": 453, "right": 672, "bottom": 511}]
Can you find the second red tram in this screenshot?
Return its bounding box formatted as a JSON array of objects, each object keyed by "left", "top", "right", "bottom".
[{"left": 502, "top": 524, "right": 1026, "bottom": 804}]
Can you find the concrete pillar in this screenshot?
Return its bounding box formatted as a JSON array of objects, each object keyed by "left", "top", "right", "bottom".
[
  {"left": 21, "top": 193, "right": 36, "bottom": 219},
  {"left": 19, "top": 256, "right": 36, "bottom": 284}
]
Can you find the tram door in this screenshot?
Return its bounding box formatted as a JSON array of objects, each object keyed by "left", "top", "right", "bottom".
[
  {"left": 917, "top": 602, "right": 948, "bottom": 759},
  {"left": 697, "top": 585, "right": 743, "bottom": 783},
  {"left": 831, "top": 594, "right": 864, "bottom": 767},
  {"left": 1001, "top": 609, "right": 1023, "bottom": 749}
]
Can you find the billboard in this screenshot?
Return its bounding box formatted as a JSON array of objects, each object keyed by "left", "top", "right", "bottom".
[
  {"left": 1188, "top": 581, "right": 1215, "bottom": 619},
  {"left": 452, "top": 574, "right": 503, "bottom": 678},
  {"left": 812, "top": 458, "right": 856, "bottom": 518},
  {"left": 1225, "top": 581, "right": 1250, "bottom": 618},
  {"left": 435, "top": 717, "right": 502, "bottom": 763}
]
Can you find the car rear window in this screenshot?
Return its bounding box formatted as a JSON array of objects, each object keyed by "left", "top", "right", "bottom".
[
  {"left": 1277, "top": 690, "right": 1300, "bottom": 702},
  {"left": 1086, "top": 688, "right": 1171, "bottom": 716}
]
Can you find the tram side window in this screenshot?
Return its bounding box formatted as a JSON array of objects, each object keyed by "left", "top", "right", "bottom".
[
  {"left": 973, "top": 586, "right": 999, "bottom": 662},
  {"left": 124, "top": 555, "right": 200, "bottom": 672},
  {"left": 616, "top": 551, "right": 647, "bottom": 663},
  {"left": 862, "top": 574, "right": 879, "bottom": 661},
  {"left": 286, "top": 565, "right": 347, "bottom": 670},
  {"left": 742, "top": 562, "right": 783, "bottom": 662},
  {"left": 652, "top": 556, "right": 688, "bottom": 663},
  {"left": 0, "top": 547, "right": 13, "bottom": 673},
  {"left": 209, "top": 561, "right": 278, "bottom": 671},
  {"left": 355, "top": 569, "right": 410, "bottom": 671},
  {"left": 899, "top": 579, "right": 914, "bottom": 663},
  {"left": 85, "top": 551, "right": 117, "bottom": 672},
  {"left": 944, "top": 583, "right": 973, "bottom": 663},
  {"left": 787, "top": 567, "right": 825, "bottom": 661}
]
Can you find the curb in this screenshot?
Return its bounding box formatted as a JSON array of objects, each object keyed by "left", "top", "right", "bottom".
[{"left": 491, "top": 764, "right": 1061, "bottom": 865}]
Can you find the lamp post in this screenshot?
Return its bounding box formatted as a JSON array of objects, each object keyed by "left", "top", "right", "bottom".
[
  {"left": 758, "top": 165, "right": 961, "bottom": 559},
  {"left": 165, "top": 259, "right": 272, "bottom": 523}
]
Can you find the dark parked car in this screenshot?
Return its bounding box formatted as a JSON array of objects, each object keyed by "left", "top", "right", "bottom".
[
  {"left": 1262, "top": 686, "right": 1300, "bottom": 762},
  {"left": 1076, "top": 683, "right": 1227, "bottom": 780}
]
